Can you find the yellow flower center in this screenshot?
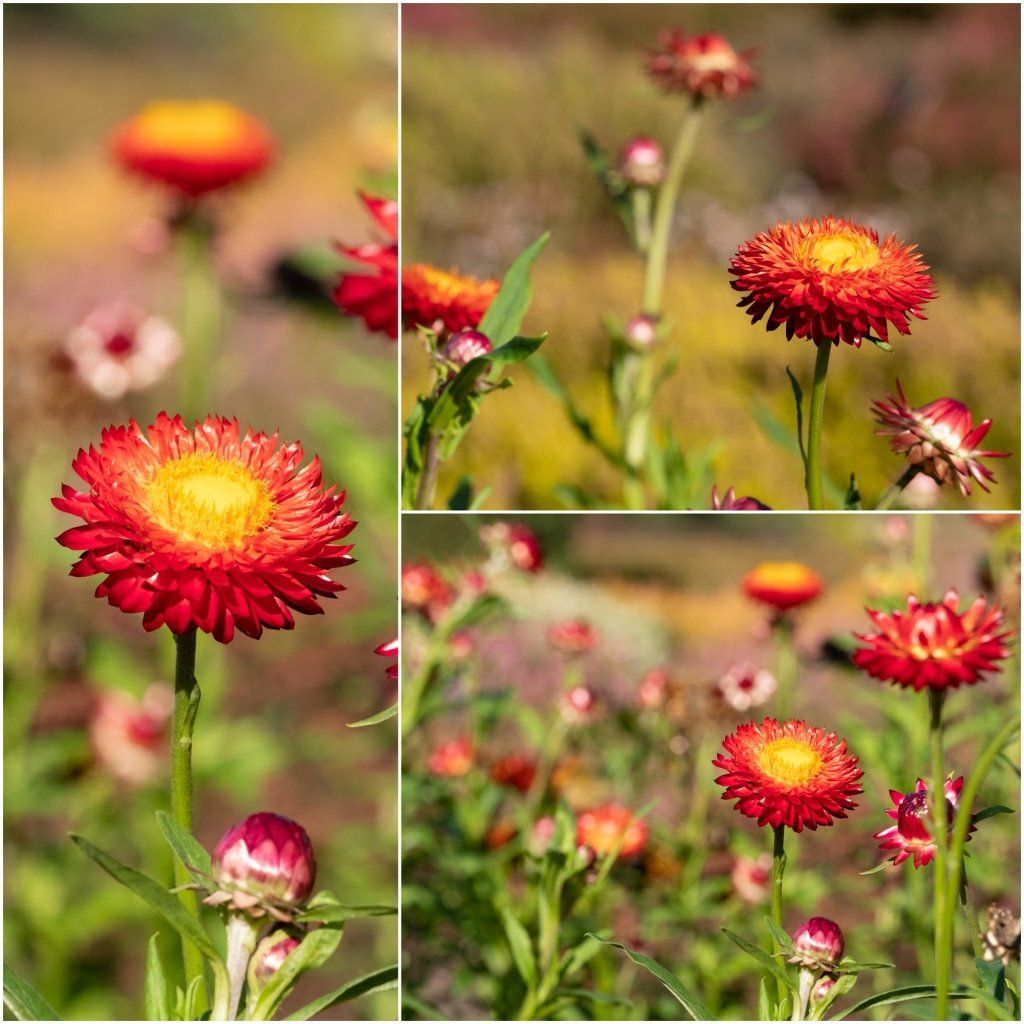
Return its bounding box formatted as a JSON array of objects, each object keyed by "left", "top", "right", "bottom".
[
  {"left": 750, "top": 561, "right": 815, "bottom": 590},
  {"left": 757, "top": 738, "right": 823, "bottom": 787},
  {"left": 802, "top": 232, "right": 880, "bottom": 274},
  {"left": 146, "top": 453, "right": 274, "bottom": 548},
  {"left": 130, "top": 101, "right": 251, "bottom": 155},
  {"left": 406, "top": 264, "right": 496, "bottom": 305}
]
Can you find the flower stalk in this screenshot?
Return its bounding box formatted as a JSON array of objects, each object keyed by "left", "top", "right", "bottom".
[
  {"left": 178, "top": 215, "right": 221, "bottom": 421},
  {"left": 804, "top": 342, "right": 832, "bottom": 510},
  {"left": 875, "top": 465, "right": 921, "bottom": 510},
  {"left": 771, "top": 825, "right": 787, "bottom": 1008}
]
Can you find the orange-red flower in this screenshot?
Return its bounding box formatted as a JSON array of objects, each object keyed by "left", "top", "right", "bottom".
[
  {"left": 111, "top": 100, "right": 273, "bottom": 197},
  {"left": 53, "top": 414, "right": 354, "bottom": 644},
  {"left": 335, "top": 192, "right": 399, "bottom": 340},
  {"left": 742, "top": 561, "right": 822, "bottom": 612},
  {"left": 729, "top": 216, "right": 936, "bottom": 347},
  {"left": 401, "top": 562, "right": 454, "bottom": 621},
  {"left": 646, "top": 29, "right": 757, "bottom": 99},
  {"left": 875, "top": 776, "right": 973, "bottom": 868},
  {"left": 402, "top": 264, "right": 499, "bottom": 335},
  {"left": 872, "top": 382, "right": 1009, "bottom": 496},
  {"left": 576, "top": 803, "right": 649, "bottom": 859},
  {"left": 713, "top": 718, "right": 863, "bottom": 832},
  {"left": 490, "top": 753, "right": 537, "bottom": 793},
  {"left": 428, "top": 737, "right": 473, "bottom": 777},
  {"left": 852, "top": 591, "right": 1012, "bottom": 692},
  {"left": 548, "top": 619, "right": 597, "bottom": 654}
]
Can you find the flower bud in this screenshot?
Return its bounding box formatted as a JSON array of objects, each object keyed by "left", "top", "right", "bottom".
[
  {"left": 530, "top": 816, "right": 556, "bottom": 856},
  {"left": 206, "top": 812, "right": 316, "bottom": 919},
  {"left": 790, "top": 917, "right": 845, "bottom": 970},
  {"left": 443, "top": 329, "right": 492, "bottom": 368},
  {"left": 619, "top": 136, "right": 665, "bottom": 187},
  {"left": 624, "top": 314, "right": 660, "bottom": 350},
  {"left": 427, "top": 737, "right": 473, "bottom": 777},
  {"left": 811, "top": 975, "right": 837, "bottom": 1005},
  {"left": 562, "top": 685, "right": 599, "bottom": 723},
  {"left": 248, "top": 930, "right": 300, "bottom": 988}
]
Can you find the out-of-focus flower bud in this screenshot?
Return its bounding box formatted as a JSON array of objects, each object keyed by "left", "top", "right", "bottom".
[
  {"left": 623, "top": 313, "right": 661, "bottom": 350},
  {"left": 711, "top": 485, "right": 770, "bottom": 510},
  {"left": 530, "top": 816, "right": 556, "bottom": 856},
  {"left": 427, "top": 737, "right": 473, "bottom": 777},
  {"left": 790, "top": 917, "right": 845, "bottom": 970},
  {"left": 716, "top": 664, "right": 776, "bottom": 712},
  {"left": 90, "top": 683, "right": 173, "bottom": 786},
  {"left": 490, "top": 753, "right": 538, "bottom": 793},
  {"left": 619, "top": 136, "right": 666, "bottom": 187},
  {"left": 562, "top": 685, "right": 599, "bottom": 723},
  {"left": 730, "top": 853, "right": 772, "bottom": 903}
]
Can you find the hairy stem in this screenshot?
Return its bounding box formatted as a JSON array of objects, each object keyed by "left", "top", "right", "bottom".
[
  {"left": 771, "top": 825, "right": 788, "bottom": 1009},
  {"left": 804, "top": 342, "right": 832, "bottom": 510}
]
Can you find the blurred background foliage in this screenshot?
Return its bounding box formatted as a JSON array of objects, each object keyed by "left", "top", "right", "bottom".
[
  {"left": 402, "top": 3, "right": 1020, "bottom": 510},
  {"left": 4, "top": 4, "right": 397, "bottom": 1019},
  {"left": 402, "top": 513, "right": 1021, "bottom": 1019}
]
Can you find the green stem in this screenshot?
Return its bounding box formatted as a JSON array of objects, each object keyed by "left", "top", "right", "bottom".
[
  {"left": 912, "top": 513, "right": 933, "bottom": 597},
  {"left": 875, "top": 465, "right": 921, "bottom": 511},
  {"left": 178, "top": 216, "right": 221, "bottom": 421},
  {"left": 774, "top": 619, "right": 797, "bottom": 721},
  {"left": 413, "top": 431, "right": 441, "bottom": 511},
  {"left": 770, "top": 825, "right": 787, "bottom": 1009},
  {"left": 171, "top": 628, "right": 207, "bottom": 1013},
  {"left": 928, "top": 689, "right": 949, "bottom": 1021},
  {"left": 804, "top": 342, "right": 832, "bottom": 510}
]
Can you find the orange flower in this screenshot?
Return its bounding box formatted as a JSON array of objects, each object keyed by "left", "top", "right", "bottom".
[
  {"left": 402, "top": 264, "right": 498, "bottom": 335},
  {"left": 111, "top": 100, "right": 273, "bottom": 197},
  {"left": 742, "top": 561, "right": 822, "bottom": 612},
  {"left": 53, "top": 414, "right": 354, "bottom": 643},
  {"left": 729, "top": 216, "right": 935, "bottom": 347},
  {"left": 427, "top": 738, "right": 473, "bottom": 777},
  {"left": 713, "top": 718, "right": 863, "bottom": 832},
  {"left": 576, "top": 803, "right": 649, "bottom": 859},
  {"left": 646, "top": 29, "right": 757, "bottom": 99}
]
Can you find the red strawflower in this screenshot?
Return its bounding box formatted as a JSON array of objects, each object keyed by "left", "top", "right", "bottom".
[
  {"left": 428, "top": 738, "right": 473, "bottom": 778},
  {"left": 576, "top": 803, "right": 649, "bottom": 859},
  {"left": 480, "top": 521, "right": 544, "bottom": 572},
  {"left": 374, "top": 637, "right": 398, "bottom": 683},
  {"left": 53, "top": 414, "right": 355, "bottom": 644},
  {"left": 729, "top": 216, "right": 936, "bottom": 347},
  {"left": 713, "top": 718, "right": 863, "bottom": 832},
  {"left": 335, "top": 191, "right": 399, "bottom": 340},
  {"left": 872, "top": 381, "right": 1009, "bottom": 496},
  {"left": 852, "top": 591, "right": 1012, "bottom": 692},
  {"left": 875, "top": 776, "right": 973, "bottom": 868},
  {"left": 646, "top": 29, "right": 757, "bottom": 99},
  {"left": 401, "top": 562, "right": 454, "bottom": 620},
  {"left": 402, "top": 264, "right": 499, "bottom": 335},
  {"left": 548, "top": 619, "right": 597, "bottom": 654},
  {"left": 742, "top": 561, "right": 822, "bottom": 612},
  {"left": 712, "top": 485, "right": 770, "bottom": 510},
  {"left": 490, "top": 753, "right": 537, "bottom": 793},
  {"left": 111, "top": 100, "right": 273, "bottom": 198}
]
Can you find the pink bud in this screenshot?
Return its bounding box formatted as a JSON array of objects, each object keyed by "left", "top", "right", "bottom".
[
  {"left": 811, "top": 975, "right": 837, "bottom": 1004},
  {"left": 624, "top": 314, "right": 660, "bottom": 350},
  {"left": 619, "top": 136, "right": 666, "bottom": 187},
  {"left": 790, "top": 917, "right": 845, "bottom": 969},
  {"left": 211, "top": 812, "right": 316, "bottom": 914},
  {"left": 249, "top": 931, "right": 300, "bottom": 984},
  {"left": 443, "top": 329, "right": 492, "bottom": 367}
]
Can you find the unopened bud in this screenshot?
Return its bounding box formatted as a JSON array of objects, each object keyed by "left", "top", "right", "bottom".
[
  {"left": 443, "top": 329, "right": 492, "bottom": 368},
  {"left": 248, "top": 930, "right": 300, "bottom": 988},
  {"left": 790, "top": 917, "right": 845, "bottom": 970},
  {"left": 624, "top": 314, "right": 660, "bottom": 350},
  {"left": 619, "top": 136, "right": 666, "bottom": 187}
]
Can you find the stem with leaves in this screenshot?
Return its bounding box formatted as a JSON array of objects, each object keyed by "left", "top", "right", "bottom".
[{"left": 770, "top": 825, "right": 788, "bottom": 1008}]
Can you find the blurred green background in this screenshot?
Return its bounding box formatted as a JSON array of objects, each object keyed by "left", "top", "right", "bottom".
[
  {"left": 402, "top": 3, "right": 1021, "bottom": 510},
  {"left": 4, "top": 4, "right": 397, "bottom": 1019}
]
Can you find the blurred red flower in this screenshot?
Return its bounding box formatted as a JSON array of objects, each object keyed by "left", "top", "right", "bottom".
[
  {"left": 646, "top": 29, "right": 757, "bottom": 100},
  {"left": 374, "top": 637, "right": 398, "bottom": 682},
  {"left": 90, "top": 683, "right": 172, "bottom": 786},
  {"left": 548, "top": 619, "right": 597, "bottom": 654},
  {"left": 401, "top": 562, "right": 454, "bottom": 621},
  {"left": 335, "top": 191, "right": 399, "bottom": 340},
  {"left": 742, "top": 561, "right": 822, "bottom": 612},
  {"left": 711, "top": 485, "right": 770, "bottom": 511},
  {"left": 490, "top": 753, "right": 537, "bottom": 793},
  {"left": 428, "top": 737, "right": 473, "bottom": 777},
  {"left": 576, "top": 803, "right": 649, "bottom": 859}
]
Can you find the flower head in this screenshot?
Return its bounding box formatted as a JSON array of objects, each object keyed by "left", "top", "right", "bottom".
[
  {"left": 206, "top": 812, "right": 316, "bottom": 920},
  {"left": 875, "top": 776, "right": 972, "bottom": 868},
  {"left": 548, "top": 619, "right": 597, "bottom": 654},
  {"left": 729, "top": 216, "right": 936, "bottom": 347},
  {"left": 711, "top": 486, "right": 770, "bottom": 511},
  {"left": 428, "top": 738, "right": 473, "bottom": 777},
  {"left": 374, "top": 637, "right": 398, "bottom": 683},
  {"left": 401, "top": 562, "right": 454, "bottom": 621},
  {"left": 53, "top": 415, "right": 355, "bottom": 644},
  {"left": 646, "top": 29, "right": 757, "bottom": 99},
  {"left": 576, "top": 803, "right": 648, "bottom": 859},
  {"left": 618, "top": 137, "right": 665, "bottom": 187},
  {"left": 64, "top": 303, "right": 180, "bottom": 401},
  {"left": 743, "top": 562, "right": 822, "bottom": 612},
  {"left": 490, "top": 753, "right": 537, "bottom": 793},
  {"left": 730, "top": 853, "right": 772, "bottom": 903},
  {"left": 111, "top": 100, "right": 273, "bottom": 197},
  {"left": 713, "top": 718, "right": 863, "bottom": 832},
  {"left": 872, "top": 382, "right": 1008, "bottom": 496},
  {"left": 480, "top": 522, "right": 544, "bottom": 572},
  {"left": 90, "top": 683, "right": 172, "bottom": 785},
  {"left": 248, "top": 931, "right": 300, "bottom": 987},
  {"left": 335, "top": 192, "right": 398, "bottom": 340},
  {"left": 790, "top": 918, "right": 845, "bottom": 970},
  {"left": 852, "top": 591, "right": 1011, "bottom": 691},
  {"left": 716, "top": 664, "right": 777, "bottom": 712},
  {"left": 402, "top": 264, "right": 498, "bottom": 335}
]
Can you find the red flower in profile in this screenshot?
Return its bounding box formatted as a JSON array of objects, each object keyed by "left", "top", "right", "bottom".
[
  {"left": 875, "top": 776, "right": 973, "bottom": 868},
  {"left": 577, "top": 803, "right": 649, "bottom": 859},
  {"left": 402, "top": 264, "right": 499, "bottom": 335},
  {"left": 490, "top": 753, "right": 537, "bottom": 793},
  {"left": 428, "top": 737, "right": 473, "bottom": 777},
  {"left": 374, "top": 638, "right": 398, "bottom": 683},
  {"left": 548, "top": 619, "right": 597, "bottom": 654},
  {"left": 713, "top": 718, "right": 863, "bottom": 832},
  {"left": 401, "top": 562, "right": 454, "bottom": 621},
  {"left": 729, "top": 217, "right": 936, "bottom": 347},
  {"left": 852, "top": 591, "right": 1011, "bottom": 692},
  {"left": 711, "top": 486, "right": 770, "bottom": 511},
  {"left": 872, "top": 382, "right": 1009, "bottom": 496},
  {"left": 335, "top": 192, "right": 399, "bottom": 340},
  {"left": 646, "top": 29, "right": 757, "bottom": 100},
  {"left": 53, "top": 414, "right": 355, "bottom": 644},
  {"left": 742, "top": 562, "right": 822, "bottom": 612},
  {"left": 111, "top": 100, "right": 273, "bottom": 197}
]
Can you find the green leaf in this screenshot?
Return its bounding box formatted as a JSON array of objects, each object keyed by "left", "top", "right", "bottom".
[
  {"left": 3, "top": 963, "right": 60, "bottom": 1021},
  {"left": 501, "top": 907, "right": 537, "bottom": 990},
  {"left": 830, "top": 983, "right": 991, "bottom": 1020},
  {"left": 401, "top": 992, "right": 450, "bottom": 1020},
  {"left": 763, "top": 916, "right": 794, "bottom": 951},
  {"left": 558, "top": 933, "right": 606, "bottom": 978},
  {"left": 70, "top": 834, "right": 221, "bottom": 964},
  {"left": 977, "top": 957, "right": 1007, "bottom": 1003},
  {"left": 859, "top": 860, "right": 892, "bottom": 876},
  {"left": 182, "top": 975, "right": 205, "bottom": 1023},
  {"left": 588, "top": 936, "right": 712, "bottom": 1020},
  {"left": 144, "top": 934, "right": 170, "bottom": 1022},
  {"left": 348, "top": 703, "right": 397, "bottom": 728},
  {"left": 478, "top": 233, "right": 550, "bottom": 346},
  {"left": 973, "top": 804, "right": 1014, "bottom": 823},
  {"left": 283, "top": 964, "right": 398, "bottom": 1021},
  {"left": 722, "top": 929, "right": 795, "bottom": 993},
  {"left": 251, "top": 928, "right": 343, "bottom": 1021},
  {"left": 578, "top": 130, "right": 633, "bottom": 232},
  {"left": 843, "top": 472, "right": 862, "bottom": 510},
  {"left": 835, "top": 959, "right": 895, "bottom": 973},
  {"left": 757, "top": 976, "right": 772, "bottom": 1022},
  {"left": 155, "top": 811, "right": 212, "bottom": 877},
  {"left": 295, "top": 902, "right": 397, "bottom": 926},
  {"left": 786, "top": 366, "right": 807, "bottom": 471},
  {"left": 553, "top": 987, "right": 633, "bottom": 1008}
]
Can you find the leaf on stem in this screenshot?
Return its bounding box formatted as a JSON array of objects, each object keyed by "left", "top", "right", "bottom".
[
  {"left": 722, "top": 929, "right": 795, "bottom": 993},
  {"left": 478, "top": 233, "right": 550, "bottom": 346},
  {"left": 295, "top": 902, "right": 397, "bottom": 926},
  {"left": 501, "top": 907, "right": 538, "bottom": 990},
  {"left": 251, "top": 928, "right": 343, "bottom": 1021},
  {"left": 3, "top": 963, "right": 60, "bottom": 1021},
  {"left": 155, "top": 810, "right": 212, "bottom": 877},
  {"left": 283, "top": 964, "right": 398, "bottom": 1021},
  {"left": 762, "top": 916, "right": 794, "bottom": 952},
  {"left": 972, "top": 805, "right": 1014, "bottom": 824},
  {"left": 786, "top": 366, "right": 808, "bottom": 471},
  {"left": 348, "top": 703, "right": 398, "bottom": 728},
  {"left": 144, "top": 934, "right": 170, "bottom": 1022}
]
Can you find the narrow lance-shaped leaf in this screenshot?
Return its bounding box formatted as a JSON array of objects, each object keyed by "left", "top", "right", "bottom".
[
  {"left": 250, "top": 927, "right": 343, "bottom": 1021},
  {"left": 283, "top": 964, "right": 399, "bottom": 1021},
  {"left": 478, "top": 233, "right": 550, "bottom": 347},
  {"left": 155, "top": 810, "right": 212, "bottom": 877},
  {"left": 144, "top": 934, "right": 170, "bottom": 1022},
  {"left": 3, "top": 964, "right": 61, "bottom": 1021}
]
